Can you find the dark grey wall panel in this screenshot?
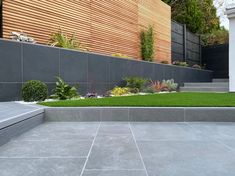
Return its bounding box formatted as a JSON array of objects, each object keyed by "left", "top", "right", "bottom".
[
  {"left": 0, "top": 39, "right": 213, "bottom": 101},
  {"left": 23, "top": 43, "right": 60, "bottom": 82},
  {"left": 202, "top": 44, "right": 228, "bottom": 78},
  {"left": 0, "top": 40, "right": 22, "bottom": 82},
  {"left": 60, "top": 49, "right": 88, "bottom": 83}
]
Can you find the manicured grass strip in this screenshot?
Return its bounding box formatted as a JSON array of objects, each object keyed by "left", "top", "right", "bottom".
[{"left": 39, "top": 92, "right": 235, "bottom": 107}]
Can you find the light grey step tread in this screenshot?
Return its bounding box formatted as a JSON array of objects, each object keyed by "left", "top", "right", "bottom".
[
  {"left": 184, "top": 83, "right": 229, "bottom": 87},
  {"left": 180, "top": 87, "right": 229, "bottom": 92},
  {"left": 212, "top": 79, "right": 229, "bottom": 82}
]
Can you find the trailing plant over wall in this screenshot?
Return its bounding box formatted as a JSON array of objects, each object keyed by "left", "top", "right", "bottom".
[
  {"left": 140, "top": 25, "right": 155, "bottom": 62},
  {"left": 49, "top": 29, "right": 85, "bottom": 50}
]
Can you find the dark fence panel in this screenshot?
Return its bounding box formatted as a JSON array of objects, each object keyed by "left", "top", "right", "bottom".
[
  {"left": 202, "top": 44, "right": 228, "bottom": 79},
  {"left": 171, "top": 21, "right": 201, "bottom": 66},
  {"left": 0, "top": 39, "right": 213, "bottom": 101}
]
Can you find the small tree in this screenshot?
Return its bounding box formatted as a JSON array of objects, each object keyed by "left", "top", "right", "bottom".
[{"left": 140, "top": 25, "right": 155, "bottom": 62}]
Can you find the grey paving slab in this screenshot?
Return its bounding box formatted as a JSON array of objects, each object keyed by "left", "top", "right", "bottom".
[
  {"left": 137, "top": 141, "right": 235, "bottom": 176},
  {"left": 99, "top": 122, "right": 131, "bottom": 135},
  {"left": 130, "top": 122, "right": 210, "bottom": 141},
  {"left": 14, "top": 122, "right": 99, "bottom": 141},
  {"left": 85, "top": 134, "right": 144, "bottom": 170},
  {"left": 187, "top": 122, "right": 235, "bottom": 140},
  {"left": 1, "top": 122, "right": 235, "bottom": 176},
  {"left": 0, "top": 140, "right": 91, "bottom": 158},
  {"left": 82, "top": 169, "right": 147, "bottom": 176},
  {"left": 0, "top": 158, "right": 86, "bottom": 176}
]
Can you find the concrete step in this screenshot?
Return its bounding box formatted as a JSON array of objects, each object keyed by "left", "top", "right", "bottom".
[
  {"left": 213, "top": 78, "right": 229, "bottom": 82},
  {"left": 184, "top": 82, "right": 229, "bottom": 88},
  {"left": 180, "top": 87, "right": 229, "bottom": 92}
]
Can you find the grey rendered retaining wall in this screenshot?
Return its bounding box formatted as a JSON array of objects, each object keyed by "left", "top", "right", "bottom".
[
  {"left": 0, "top": 39, "right": 213, "bottom": 101},
  {"left": 45, "top": 107, "right": 235, "bottom": 122}
]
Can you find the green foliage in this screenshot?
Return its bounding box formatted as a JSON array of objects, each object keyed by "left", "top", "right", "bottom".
[
  {"left": 162, "top": 79, "right": 178, "bottom": 91},
  {"left": 111, "top": 53, "right": 129, "bottom": 59},
  {"left": 201, "top": 28, "right": 229, "bottom": 46},
  {"left": 51, "top": 77, "right": 78, "bottom": 100},
  {"left": 123, "top": 77, "right": 148, "bottom": 92},
  {"left": 49, "top": 29, "right": 83, "bottom": 50},
  {"left": 163, "top": 0, "right": 220, "bottom": 34},
  {"left": 111, "top": 87, "right": 130, "bottom": 96},
  {"left": 22, "top": 80, "right": 48, "bottom": 102},
  {"left": 172, "top": 61, "right": 189, "bottom": 67},
  {"left": 140, "top": 25, "right": 155, "bottom": 61}
]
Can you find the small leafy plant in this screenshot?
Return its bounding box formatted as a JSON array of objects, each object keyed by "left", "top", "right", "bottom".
[
  {"left": 160, "top": 60, "right": 169, "bottom": 64},
  {"left": 149, "top": 80, "right": 168, "bottom": 92},
  {"left": 111, "top": 53, "right": 129, "bottom": 59},
  {"left": 51, "top": 77, "right": 78, "bottom": 100},
  {"left": 123, "top": 76, "right": 148, "bottom": 93},
  {"left": 111, "top": 87, "right": 130, "bottom": 96},
  {"left": 22, "top": 80, "right": 48, "bottom": 102},
  {"left": 172, "top": 61, "right": 189, "bottom": 67},
  {"left": 140, "top": 25, "right": 155, "bottom": 62},
  {"left": 162, "top": 79, "right": 178, "bottom": 92},
  {"left": 192, "top": 64, "right": 202, "bottom": 69},
  {"left": 49, "top": 29, "right": 83, "bottom": 50}
]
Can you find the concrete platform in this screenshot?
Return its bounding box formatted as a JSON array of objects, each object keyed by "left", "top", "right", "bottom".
[
  {"left": 1, "top": 122, "right": 235, "bottom": 176},
  {"left": 0, "top": 102, "right": 44, "bottom": 145}
]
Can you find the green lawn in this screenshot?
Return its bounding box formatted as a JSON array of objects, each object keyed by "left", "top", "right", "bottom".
[{"left": 39, "top": 92, "right": 235, "bottom": 107}]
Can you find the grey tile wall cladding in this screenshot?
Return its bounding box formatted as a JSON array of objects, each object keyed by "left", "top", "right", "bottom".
[{"left": 0, "top": 39, "right": 213, "bottom": 101}]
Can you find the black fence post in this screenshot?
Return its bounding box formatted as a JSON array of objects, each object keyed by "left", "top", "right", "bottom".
[
  {"left": 183, "top": 24, "right": 187, "bottom": 62},
  {"left": 199, "top": 35, "right": 202, "bottom": 66}
]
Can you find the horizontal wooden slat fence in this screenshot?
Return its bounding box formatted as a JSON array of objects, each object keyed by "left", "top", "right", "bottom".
[{"left": 2, "top": 0, "right": 171, "bottom": 62}]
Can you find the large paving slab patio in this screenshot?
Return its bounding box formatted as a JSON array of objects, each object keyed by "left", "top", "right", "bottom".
[{"left": 1, "top": 122, "right": 235, "bottom": 176}]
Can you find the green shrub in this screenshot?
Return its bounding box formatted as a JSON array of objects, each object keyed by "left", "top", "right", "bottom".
[
  {"left": 140, "top": 25, "right": 155, "bottom": 62},
  {"left": 111, "top": 53, "right": 129, "bottom": 59},
  {"left": 22, "top": 80, "right": 48, "bottom": 102},
  {"left": 162, "top": 79, "right": 178, "bottom": 91},
  {"left": 51, "top": 77, "right": 78, "bottom": 100},
  {"left": 111, "top": 87, "right": 130, "bottom": 96},
  {"left": 123, "top": 76, "right": 148, "bottom": 92},
  {"left": 172, "top": 61, "right": 189, "bottom": 67},
  {"left": 49, "top": 28, "right": 85, "bottom": 50}
]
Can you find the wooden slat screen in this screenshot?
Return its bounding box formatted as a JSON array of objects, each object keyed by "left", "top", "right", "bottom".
[{"left": 2, "top": 0, "right": 171, "bottom": 62}]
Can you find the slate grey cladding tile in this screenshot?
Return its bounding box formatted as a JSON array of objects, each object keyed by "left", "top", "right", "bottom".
[
  {"left": 22, "top": 43, "right": 60, "bottom": 82},
  {"left": 0, "top": 158, "right": 86, "bottom": 176},
  {"left": 0, "top": 40, "right": 22, "bottom": 82},
  {"left": 101, "top": 108, "right": 129, "bottom": 121},
  {"left": 60, "top": 49, "right": 88, "bottom": 82},
  {"left": 129, "top": 108, "right": 184, "bottom": 122},
  {"left": 87, "top": 53, "right": 110, "bottom": 83},
  {"left": 0, "top": 83, "right": 22, "bottom": 101}
]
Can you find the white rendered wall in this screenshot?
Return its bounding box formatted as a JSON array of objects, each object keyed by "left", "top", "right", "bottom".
[{"left": 229, "top": 17, "right": 235, "bottom": 92}]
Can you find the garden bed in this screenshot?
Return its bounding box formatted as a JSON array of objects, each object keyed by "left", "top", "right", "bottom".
[{"left": 39, "top": 92, "right": 235, "bottom": 107}]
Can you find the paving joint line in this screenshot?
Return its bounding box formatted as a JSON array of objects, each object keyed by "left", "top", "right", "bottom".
[
  {"left": 129, "top": 122, "right": 149, "bottom": 176},
  {"left": 79, "top": 122, "right": 101, "bottom": 176}
]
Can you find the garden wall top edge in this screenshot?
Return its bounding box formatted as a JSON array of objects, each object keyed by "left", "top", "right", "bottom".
[{"left": 0, "top": 38, "right": 213, "bottom": 73}]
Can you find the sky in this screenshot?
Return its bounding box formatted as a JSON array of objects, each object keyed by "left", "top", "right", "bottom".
[{"left": 214, "top": 0, "right": 229, "bottom": 29}]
